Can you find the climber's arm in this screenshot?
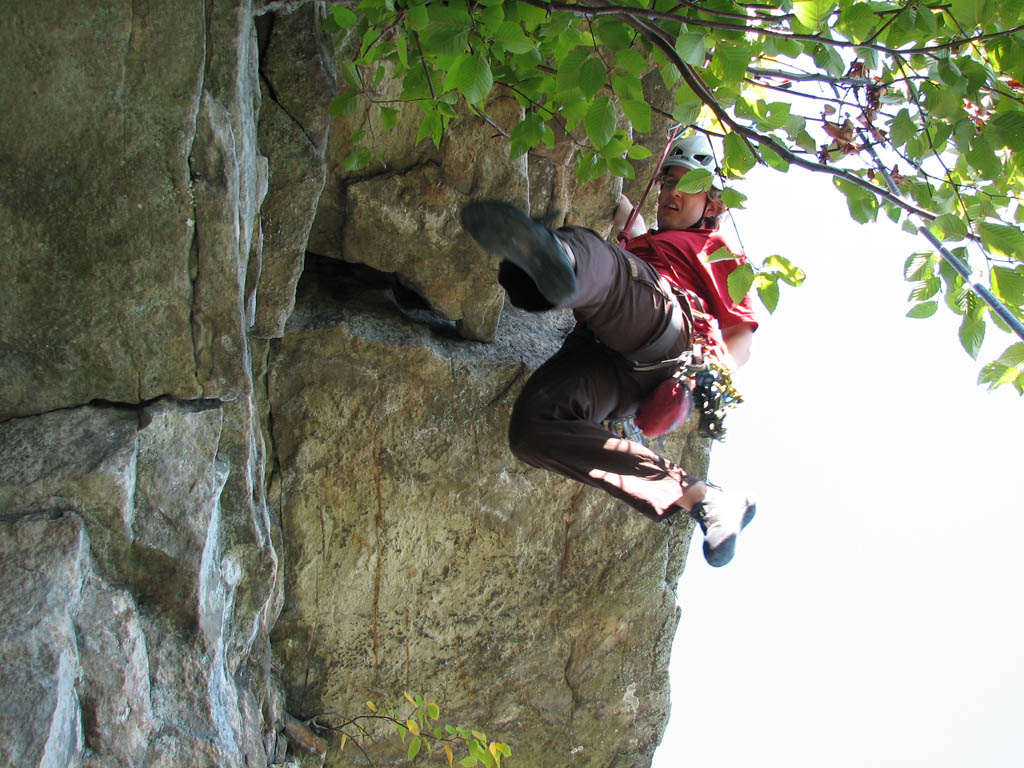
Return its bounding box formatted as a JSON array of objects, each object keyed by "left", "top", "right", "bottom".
[
  {"left": 722, "top": 324, "right": 754, "bottom": 368},
  {"left": 612, "top": 194, "right": 647, "bottom": 240}
]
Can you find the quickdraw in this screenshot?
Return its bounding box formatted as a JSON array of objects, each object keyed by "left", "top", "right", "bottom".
[
  {"left": 691, "top": 359, "right": 743, "bottom": 440},
  {"left": 661, "top": 349, "right": 743, "bottom": 440}
]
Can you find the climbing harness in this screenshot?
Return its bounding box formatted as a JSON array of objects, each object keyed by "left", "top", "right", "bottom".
[
  {"left": 605, "top": 351, "right": 742, "bottom": 449},
  {"left": 607, "top": 126, "right": 749, "bottom": 444}
]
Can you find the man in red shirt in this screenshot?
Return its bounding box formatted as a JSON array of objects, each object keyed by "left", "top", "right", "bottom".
[{"left": 461, "top": 134, "right": 757, "bottom": 567}]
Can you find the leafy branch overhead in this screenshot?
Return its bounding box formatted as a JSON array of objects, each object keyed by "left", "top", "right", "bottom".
[{"left": 326, "top": 0, "right": 1024, "bottom": 392}]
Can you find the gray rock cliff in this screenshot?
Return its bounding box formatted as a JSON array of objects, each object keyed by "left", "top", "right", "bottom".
[{"left": 0, "top": 2, "right": 707, "bottom": 766}]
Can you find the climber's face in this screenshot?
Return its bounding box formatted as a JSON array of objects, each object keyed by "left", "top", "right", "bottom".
[{"left": 656, "top": 166, "right": 712, "bottom": 231}]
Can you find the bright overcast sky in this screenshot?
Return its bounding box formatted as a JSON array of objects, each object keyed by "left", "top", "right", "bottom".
[{"left": 653, "top": 165, "right": 1024, "bottom": 767}]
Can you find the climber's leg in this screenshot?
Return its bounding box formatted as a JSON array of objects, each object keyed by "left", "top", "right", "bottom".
[
  {"left": 555, "top": 225, "right": 683, "bottom": 356},
  {"left": 507, "top": 333, "right": 699, "bottom": 521},
  {"left": 461, "top": 202, "right": 682, "bottom": 359},
  {"left": 460, "top": 201, "right": 578, "bottom": 308}
]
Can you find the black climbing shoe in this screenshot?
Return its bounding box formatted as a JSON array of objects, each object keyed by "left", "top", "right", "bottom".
[
  {"left": 690, "top": 485, "right": 756, "bottom": 567},
  {"left": 460, "top": 200, "right": 577, "bottom": 308}
]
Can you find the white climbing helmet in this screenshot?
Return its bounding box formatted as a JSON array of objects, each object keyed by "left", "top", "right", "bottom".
[{"left": 662, "top": 133, "right": 723, "bottom": 189}]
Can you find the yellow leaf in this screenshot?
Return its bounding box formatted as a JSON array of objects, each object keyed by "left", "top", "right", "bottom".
[
  {"left": 407, "top": 718, "right": 420, "bottom": 737},
  {"left": 444, "top": 743, "right": 454, "bottom": 768},
  {"left": 404, "top": 691, "right": 418, "bottom": 707},
  {"left": 366, "top": 701, "right": 377, "bottom": 713},
  {"left": 340, "top": 733, "right": 348, "bottom": 752}
]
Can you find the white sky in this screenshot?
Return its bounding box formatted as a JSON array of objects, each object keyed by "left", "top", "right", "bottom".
[{"left": 653, "top": 165, "right": 1024, "bottom": 767}]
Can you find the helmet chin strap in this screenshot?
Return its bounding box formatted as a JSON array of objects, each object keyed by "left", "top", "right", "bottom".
[{"left": 698, "top": 197, "right": 717, "bottom": 230}]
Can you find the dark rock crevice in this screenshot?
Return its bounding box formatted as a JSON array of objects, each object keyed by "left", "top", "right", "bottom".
[{"left": 288, "top": 252, "right": 464, "bottom": 339}]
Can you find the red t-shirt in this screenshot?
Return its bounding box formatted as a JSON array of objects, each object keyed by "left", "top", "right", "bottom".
[{"left": 623, "top": 228, "right": 758, "bottom": 357}]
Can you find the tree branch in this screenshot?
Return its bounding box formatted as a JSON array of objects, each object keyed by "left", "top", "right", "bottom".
[
  {"left": 611, "top": 9, "right": 940, "bottom": 221},
  {"left": 516, "top": 0, "right": 1024, "bottom": 58}
]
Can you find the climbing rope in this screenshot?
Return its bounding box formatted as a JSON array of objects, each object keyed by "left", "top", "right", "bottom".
[{"left": 620, "top": 123, "right": 684, "bottom": 242}]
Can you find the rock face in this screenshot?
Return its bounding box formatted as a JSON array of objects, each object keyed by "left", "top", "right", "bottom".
[
  {"left": 0, "top": 1, "right": 704, "bottom": 767},
  {"left": 268, "top": 266, "right": 705, "bottom": 767}
]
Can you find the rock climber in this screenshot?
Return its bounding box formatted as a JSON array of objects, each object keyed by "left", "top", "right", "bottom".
[{"left": 460, "top": 133, "right": 758, "bottom": 567}]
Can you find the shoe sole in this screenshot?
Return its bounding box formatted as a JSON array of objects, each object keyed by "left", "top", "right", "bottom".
[
  {"left": 460, "top": 200, "right": 577, "bottom": 306},
  {"left": 701, "top": 495, "right": 756, "bottom": 568}
]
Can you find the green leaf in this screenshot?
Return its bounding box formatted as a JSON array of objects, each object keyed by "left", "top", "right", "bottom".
[
  {"left": 342, "top": 146, "right": 372, "bottom": 171},
  {"left": 672, "top": 100, "right": 702, "bottom": 126},
  {"left": 422, "top": 16, "right": 471, "bottom": 57},
  {"left": 990, "top": 111, "right": 1024, "bottom": 151},
  {"left": 580, "top": 57, "right": 607, "bottom": 100},
  {"left": 907, "top": 301, "right": 939, "bottom": 318},
  {"left": 723, "top": 132, "right": 756, "bottom": 175},
  {"left": 997, "top": 342, "right": 1024, "bottom": 366},
  {"left": 977, "top": 221, "right": 1024, "bottom": 261},
  {"left": 408, "top": 737, "right": 422, "bottom": 761},
  {"left": 959, "top": 313, "right": 986, "bottom": 359},
  {"left": 612, "top": 72, "right": 643, "bottom": 102},
  {"left": 836, "top": 1, "right": 877, "bottom": 42},
  {"left": 512, "top": 1, "right": 548, "bottom": 31},
  {"left": 329, "top": 92, "right": 360, "bottom": 116},
  {"left": 509, "top": 113, "right": 548, "bottom": 158},
  {"left": 627, "top": 143, "right": 653, "bottom": 160},
  {"left": 727, "top": 263, "right": 755, "bottom": 303},
  {"left": 904, "top": 252, "right": 936, "bottom": 281},
  {"left": 706, "top": 246, "right": 737, "bottom": 263},
  {"left": 674, "top": 31, "right": 706, "bottom": 67},
  {"left": 833, "top": 177, "right": 878, "bottom": 224},
  {"left": 380, "top": 106, "right": 399, "bottom": 131},
  {"left": 890, "top": 109, "right": 917, "bottom": 148},
  {"left": 489, "top": 21, "right": 535, "bottom": 54},
  {"left": 332, "top": 6, "right": 358, "bottom": 29},
  {"left": 407, "top": 4, "right": 429, "bottom": 31},
  {"left": 621, "top": 99, "right": 651, "bottom": 133},
  {"left": 949, "top": 0, "right": 995, "bottom": 29},
  {"left": 673, "top": 169, "right": 713, "bottom": 193},
  {"left": 416, "top": 110, "right": 443, "bottom": 148},
  {"left": 427, "top": 702, "right": 441, "bottom": 720},
  {"left": 755, "top": 275, "right": 780, "bottom": 313},
  {"left": 615, "top": 48, "right": 648, "bottom": 76},
  {"left": 607, "top": 156, "right": 635, "bottom": 179},
  {"left": 445, "top": 54, "right": 493, "bottom": 105},
  {"left": 754, "top": 100, "right": 792, "bottom": 131},
  {"left": 594, "top": 18, "right": 633, "bottom": 50},
  {"left": 908, "top": 277, "right": 941, "bottom": 301},
  {"left": 713, "top": 42, "right": 753, "bottom": 85},
  {"left": 584, "top": 97, "right": 617, "bottom": 149},
  {"left": 760, "top": 144, "right": 790, "bottom": 172},
  {"left": 459, "top": 758, "right": 478, "bottom": 768},
  {"left": 721, "top": 187, "right": 747, "bottom": 209},
  {"left": 811, "top": 42, "right": 845, "bottom": 77},
  {"left": 558, "top": 95, "right": 588, "bottom": 131},
  {"left": 793, "top": 0, "right": 837, "bottom": 29},
  {"left": 930, "top": 213, "right": 969, "bottom": 242},
  {"left": 763, "top": 254, "right": 806, "bottom": 286},
  {"left": 555, "top": 48, "right": 589, "bottom": 93},
  {"left": 991, "top": 266, "right": 1024, "bottom": 304}
]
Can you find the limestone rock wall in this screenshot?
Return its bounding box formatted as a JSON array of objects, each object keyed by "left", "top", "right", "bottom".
[
  {"left": 2, "top": 1, "right": 281, "bottom": 765},
  {"left": 267, "top": 266, "right": 704, "bottom": 768},
  {"left": 0, "top": 1, "right": 703, "bottom": 766}
]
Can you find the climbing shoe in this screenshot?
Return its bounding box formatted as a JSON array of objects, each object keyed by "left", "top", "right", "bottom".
[
  {"left": 460, "top": 200, "right": 577, "bottom": 308},
  {"left": 690, "top": 485, "right": 756, "bottom": 567}
]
